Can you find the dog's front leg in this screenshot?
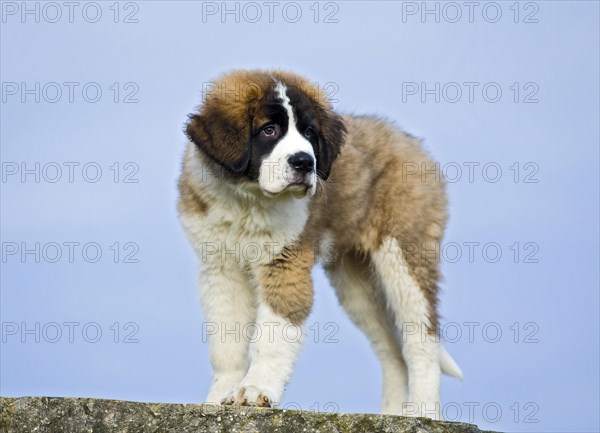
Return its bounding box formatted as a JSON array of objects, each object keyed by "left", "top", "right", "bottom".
[
  {"left": 199, "top": 265, "right": 257, "bottom": 404},
  {"left": 222, "top": 243, "right": 314, "bottom": 407}
]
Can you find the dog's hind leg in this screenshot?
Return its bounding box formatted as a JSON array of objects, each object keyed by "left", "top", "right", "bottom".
[
  {"left": 370, "top": 237, "right": 442, "bottom": 420},
  {"left": 325, "top": 251, "right": 409, "bottom": 415}
]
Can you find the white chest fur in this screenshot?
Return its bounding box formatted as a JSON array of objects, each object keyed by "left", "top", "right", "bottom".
[{"left": 180, "top": 157, "right": 310, "bottom": 270}]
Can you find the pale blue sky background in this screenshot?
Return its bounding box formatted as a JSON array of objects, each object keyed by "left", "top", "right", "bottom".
[{"left": 1, "top": 1, "right": 599, "bottom": 432}]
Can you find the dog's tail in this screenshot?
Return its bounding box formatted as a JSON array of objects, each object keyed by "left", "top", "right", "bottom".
[{"left": 440, "top": 346, "right": 463, "bottom": 381}]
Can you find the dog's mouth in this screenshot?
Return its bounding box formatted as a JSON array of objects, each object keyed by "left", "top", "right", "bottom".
[
  {"left": 261, "top": 181, "right": 315, "bottom": 198},
  {"left": 287, "top": 182, "right": 314, "bottom": 197}
]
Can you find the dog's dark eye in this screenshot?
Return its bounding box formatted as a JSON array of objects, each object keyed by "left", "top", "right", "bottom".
[
  {"left": 262, "top": 125, "right": 278, "bottom": 138},
  {"left": 304, "top": 127, "right": 315, "bottom": 139}
]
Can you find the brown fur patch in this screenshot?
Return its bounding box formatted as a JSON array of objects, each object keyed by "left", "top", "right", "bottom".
[
  {"left": 177, "top": 145, "right": 214, "bottom": 215},
  {"left": 258, "top": 238, "right": 316, "bottom": 325},
  {"left": 177, "top": 174, "right": 208, "bottom": 215}
]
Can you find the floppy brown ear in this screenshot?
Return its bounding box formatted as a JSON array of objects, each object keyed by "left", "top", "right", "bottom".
[
  {"left": 316, "top": 112, "right": 346, "bottom": 180},
  {"left": 186, "top": 112, "right": 251, "bottom": 175}
]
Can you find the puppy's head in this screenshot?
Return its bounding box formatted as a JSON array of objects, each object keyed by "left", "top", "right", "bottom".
[{"left": 186, "top": 70, "right": 346, "bottom": 197}]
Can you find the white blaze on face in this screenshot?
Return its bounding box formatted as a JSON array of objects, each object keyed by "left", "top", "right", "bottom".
[{"left": 258, "top": 82, "right": 317, "bottom": 197}]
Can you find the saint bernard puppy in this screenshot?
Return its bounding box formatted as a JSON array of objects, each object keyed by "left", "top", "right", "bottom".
[{"left": 178, "top": 69, "right": 462, "bottom": 419}]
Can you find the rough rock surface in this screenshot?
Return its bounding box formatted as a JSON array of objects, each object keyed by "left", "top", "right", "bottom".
[{"left": 0, "top": 397, "right": 496, "bottom": 433}]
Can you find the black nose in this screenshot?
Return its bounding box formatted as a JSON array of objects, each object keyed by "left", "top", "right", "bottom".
[{"left": 288, "top": 152, "right": 314, "bottom": 174}]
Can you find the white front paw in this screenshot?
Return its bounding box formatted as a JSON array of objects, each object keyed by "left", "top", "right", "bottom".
[
  {"left": 205, "top": 372, "right": 246, "bottom": 404},
  {"left": 221, "top": 384, "right": 276, "bottom": 408}
]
